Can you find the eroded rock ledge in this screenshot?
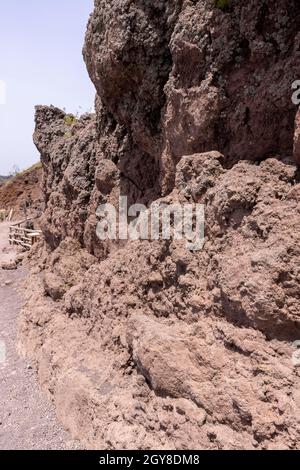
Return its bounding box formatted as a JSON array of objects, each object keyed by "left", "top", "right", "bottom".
[{"left": 18, "top": 0, "right": 300, "bottom": 450}]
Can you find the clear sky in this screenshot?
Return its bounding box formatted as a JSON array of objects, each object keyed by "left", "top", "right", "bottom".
[{"left": 0, "top": 0, "right": 96, "bottom": 175}]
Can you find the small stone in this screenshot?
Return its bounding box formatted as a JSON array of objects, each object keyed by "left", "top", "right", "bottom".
[
  {"left": 148, "top": 272, "right": 163, "bottom": 285},
  {"left": 1, "top": 262, "right": 17, "bottom": 271}
]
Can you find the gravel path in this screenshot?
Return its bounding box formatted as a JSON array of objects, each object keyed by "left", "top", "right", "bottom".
[{"left": 0, "top": 222, "right": 80, "bottom": 450}]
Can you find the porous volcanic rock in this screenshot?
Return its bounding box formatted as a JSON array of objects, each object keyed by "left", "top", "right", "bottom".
[
  {"left": 19, "top": 0, "right": 300, "bottom": 450},
  {"left": 19, "top": 152, "right": 300, "bottom": 449},
  {"left": 84, "top": 0, "right": 300, "bottom": 193}
]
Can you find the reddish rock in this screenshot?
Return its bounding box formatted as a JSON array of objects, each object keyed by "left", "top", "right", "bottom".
[
  {"left": 18, "top": 0, "right": 300, "bottom": 451},
  {"left": 84, "top": 0, "right": 300, "bottom": 192}
]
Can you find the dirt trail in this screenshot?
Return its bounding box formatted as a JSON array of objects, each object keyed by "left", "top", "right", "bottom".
[{"left": 0, "top": 222, "right": 80, "bottom": 450}]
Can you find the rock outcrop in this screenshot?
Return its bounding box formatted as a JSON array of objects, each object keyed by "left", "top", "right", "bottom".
[
  {"left": 19, "top": 0, "right": 300, "bottom": 450},
  {"left": 84, "top": 0, "right": 300, "bottom": 192}
]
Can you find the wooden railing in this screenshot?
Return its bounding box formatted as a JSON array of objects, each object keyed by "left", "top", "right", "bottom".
[{"left": 9, "top": 221, "right": 42, "bottom": 250}]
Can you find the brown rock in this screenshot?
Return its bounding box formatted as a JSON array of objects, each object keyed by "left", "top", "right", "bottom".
[
  {"left": 95, "top": 160, "right": 119, "bottom": 195},
  {"left": 17, "top": 0, "right": 300, "bottom": 451},
  {"left": 43, "top": 271, "right": 67, "bottom": 301},
  {"left": 84, "top": 0, "right": 300, "bottom": 192}
]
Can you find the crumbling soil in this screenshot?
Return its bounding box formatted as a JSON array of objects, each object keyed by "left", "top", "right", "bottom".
[{"left": 0, "top": 165, "right": 43, "bottom": 221}]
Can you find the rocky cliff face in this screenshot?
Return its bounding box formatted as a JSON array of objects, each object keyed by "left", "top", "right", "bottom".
[
  {"left": 19, "top": 0, "right": 300, "bottom": 449},
  {"left": 84, "top": 0, "right": 300, "bottom": 193}
]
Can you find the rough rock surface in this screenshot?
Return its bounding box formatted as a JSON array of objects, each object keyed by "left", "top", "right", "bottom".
[
  {"left": 19, "top": 0, "right": 300, "bottom": 450},
  {"left": 84, "top": 0, "right": 300, "bottom": 193},
  {"left": 20, "top": 153, "right": 300, "bottom": 450}
]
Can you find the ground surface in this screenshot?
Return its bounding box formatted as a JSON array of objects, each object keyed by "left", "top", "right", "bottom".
[{"left": 0, "top": 221, "right": 80, "bottom": 450}]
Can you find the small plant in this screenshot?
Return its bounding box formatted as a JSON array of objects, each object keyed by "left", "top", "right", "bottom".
[
  {"left": 64, "top": 114, "right": 77, "bottom": 126},
  {"left": 215, "top": 0, "right": 230, "bottom": 11}
]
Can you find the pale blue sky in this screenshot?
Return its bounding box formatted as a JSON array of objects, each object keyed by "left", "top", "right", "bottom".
[{"left": 0, "top": 0, "right": 95, "bottom": 175}]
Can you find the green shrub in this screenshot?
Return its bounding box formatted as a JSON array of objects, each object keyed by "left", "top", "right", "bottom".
[{"left": 64, "top": 114, "right": 77, "bottom": 126}]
